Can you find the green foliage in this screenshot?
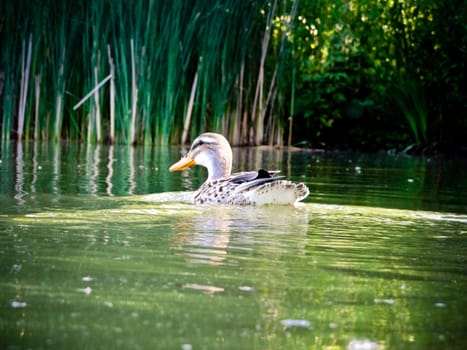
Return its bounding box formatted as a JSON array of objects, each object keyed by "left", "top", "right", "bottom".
[
  {"left": 288, "top": 0, "right": 466, "bottom": 150},
  {"left": 297, "top": 71, "right": 352, "bottom": 132}
]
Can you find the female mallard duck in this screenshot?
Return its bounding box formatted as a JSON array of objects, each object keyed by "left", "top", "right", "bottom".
[{"left": 169, "top": 132, "right": 309, "bottom": 205}]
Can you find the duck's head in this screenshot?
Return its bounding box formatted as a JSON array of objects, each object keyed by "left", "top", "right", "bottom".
[{"left": 169, "top": 132, "right": 232, "bottom": 181}]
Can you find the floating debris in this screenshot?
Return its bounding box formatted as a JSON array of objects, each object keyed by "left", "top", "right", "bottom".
[
  {"left": 82, "top": 276, "right": 94, "bottom": 282},
  {"left": 280, "top": 319, "right": 311, "bottom": 329},
  {"left": 348, "top": 339, "right": 379, "bottom": 350},
  {"left": 435, "top": 302, "right": 447, "bottom": 308},
  {"left": 238, "top": 286, "right": 254, "bottom": 292},
  {"left": 77, "top": 286, "right": 92, "bottom": 295},
  {"left": 374, "top": 298, "right": 395, "bottom": 305},
  {"left": 10, "top": 264, "right": 22, "bottom": 274},
  {"left": 11, "top": 300, "right": 27, "bottom": 308},
  {"left": 104, "top": 301, "right": 113, "bottom": 308},
  {"left": 183, "top": 283, "right": 224, "bottom": 294}
]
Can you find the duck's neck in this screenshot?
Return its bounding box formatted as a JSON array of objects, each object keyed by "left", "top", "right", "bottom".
[{"left": 206, "top": 151, "right": 232, "bottom": 182}]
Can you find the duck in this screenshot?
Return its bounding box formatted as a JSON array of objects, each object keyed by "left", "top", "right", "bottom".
[{"left": 169, "top": 132, "right": 309, "bottom": 205}]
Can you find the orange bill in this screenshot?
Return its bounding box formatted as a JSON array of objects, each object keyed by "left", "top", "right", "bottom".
[{"left": 169, "top": 156, "right": 196, "bottom": 172}]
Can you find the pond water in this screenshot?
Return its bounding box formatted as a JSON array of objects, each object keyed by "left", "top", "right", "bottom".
[{"left": 1, "top": 142, "right": 466, "bottom": 350}]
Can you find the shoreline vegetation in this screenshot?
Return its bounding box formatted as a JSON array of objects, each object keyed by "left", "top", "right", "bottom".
[{"left": 1, "top": 1, "right": 465, "bottom": 153}]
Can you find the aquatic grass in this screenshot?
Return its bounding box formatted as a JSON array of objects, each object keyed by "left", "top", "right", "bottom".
[
  {"left": 392, "top": 74, "right": 428, "bottom": 145},
  {"left": 188, "top": 0, "right": 262, "bottom": 144}
]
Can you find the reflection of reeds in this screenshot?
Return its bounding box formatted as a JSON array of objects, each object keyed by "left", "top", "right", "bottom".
[
  {"left": 15, "top": 142, "right": 26, "bottom": 205},
  {"left": 106, "top": 145, "right": 115, "bottom": 195},
  {"left": 1, "top": 1, "right": 298, "bottom": 145}
]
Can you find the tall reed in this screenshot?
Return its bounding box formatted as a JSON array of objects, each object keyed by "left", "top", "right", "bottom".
[
  {"left": 1, "top": 0, "right": 296, "bottom": 146},
  {"left": 17, "top": 34, "right": 33, "bottom": 141}
]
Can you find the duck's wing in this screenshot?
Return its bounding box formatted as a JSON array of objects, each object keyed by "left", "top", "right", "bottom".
[
  {"left": 228, "top": 169, "right": 282, "bottom": 184},
  {"left": 230, "top": 169, "right": 285, "bottom": 192}
]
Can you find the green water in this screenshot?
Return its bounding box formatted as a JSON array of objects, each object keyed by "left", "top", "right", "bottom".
[{"left": 1, "top": 142, "right": 466, "bottom": 350}]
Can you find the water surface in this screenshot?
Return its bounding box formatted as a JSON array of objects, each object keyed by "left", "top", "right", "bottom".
[{"left": 1, "top": 142, "right": 466, "bottom": 349}]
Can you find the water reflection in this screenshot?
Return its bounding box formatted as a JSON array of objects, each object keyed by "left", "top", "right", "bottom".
[
  {"left": 170, "top": 205, "right": 309, "bottom": 265},
  {"left": 31, "top": 142, "right": 39, "bottom": 195},
  {"left": 1, "top": 142, "right": 467, "bottom": 213},
  {"left": 128, "top": 146, "right": 136, "bottom": 195},
  {"left": 14, "top": 142, "right": 26, "bottom": 205},
  {"left": 2, "top": 192, "right": 467, "bottom": 349},
  {"left": 172, "top": 206, "right": 232, "bottom": 265},
  {"left": 106, "top": 145, "right": 115, "bottom": 196},
  {"left": 53, "top": 142, "right": 60, "bottom": 195},
  {"left": 89, "top": 145, "right": 100, "bottom": 195}
]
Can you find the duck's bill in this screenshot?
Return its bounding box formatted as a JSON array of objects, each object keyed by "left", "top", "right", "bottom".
[{"left": 169, "top": 156, "right": 196, "bottom": 172}]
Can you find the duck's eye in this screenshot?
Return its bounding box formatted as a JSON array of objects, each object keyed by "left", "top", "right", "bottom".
[
  {"left": 191, "top": 136, "right": 216, "bottom": 151},
  {"left": 190, "top": 139, "right": 205, "bottom": 151}
]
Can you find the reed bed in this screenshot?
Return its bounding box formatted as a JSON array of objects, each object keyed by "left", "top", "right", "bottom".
[{"left": 1, "top": 0, "right": 299, "bottom": 146}]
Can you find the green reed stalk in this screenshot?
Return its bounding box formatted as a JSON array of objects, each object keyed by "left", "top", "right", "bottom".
[
  {"left": 182, "top": 64, "right": 199, "bottom": 145},
  {"left": 78, "top": 1, "right": 105, "bottom": 143},
  {"left": 107, "top": 45, "right": 116, "bottom": 144},
  {"left": 130, "top": 39, "right": 138, "bottom": 145},
  {"left": 139, "top": 43, "right": 151, "bottom": 145},
  {"left": 53, "top": 49, "right": 65, "bottom": 143},
  {"left": 139, "top": 0, "right": 156, "bottom": 145},
  {"left": 17, "top": 34, "right": 32, "bottom": 141},
  {"left": 34, "top": 74, "right": 41, "bottom": 140},
  {"left": 1, "top": 72, "right": 15, "bottom": 142},
  {"left": 51, "top": 9, "right": 68, "bottom": 143},
  {"left": 113, "top": 36, "right": 131, "bottom": 144},
  {"left": 288, "top": 62, "right": 296, "bottom": 147},
  {"left": 232, "top": 60, "right": 245, "bottom": 146},
  {"left": 252, "top": 0, "right": 277, "bottom": 145},
  {"left": 141, "top": 46, "right": 154, "bottom": 146},
  {"left": 161, "top": 1, "right": 182, "bottom": 145},
  {"left": 94, "top": 67, "right": 102, "bottom": 142},
  {"left": 25, "top": 5, "right": 48, "bottom": 142}
]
